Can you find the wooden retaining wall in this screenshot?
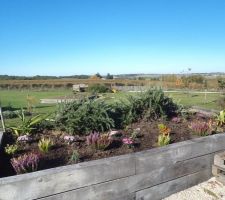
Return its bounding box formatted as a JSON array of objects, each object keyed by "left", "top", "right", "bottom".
[
  {"left": 1, "top": 133, "right": 225, "bottom": 200},
  {"left": 0, "top": 131, "right": 3, "bottom": 147}
]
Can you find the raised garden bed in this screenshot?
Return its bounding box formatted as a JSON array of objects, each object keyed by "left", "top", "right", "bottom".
[
  {"left": 1, "top": 89, "right": 225, "bottom": 200},
  {"left": 1, "top": 133, "right": 225, "bottom": 200},
  {"left": 0, "top": 114, "right": 213, "bottom": 178}
]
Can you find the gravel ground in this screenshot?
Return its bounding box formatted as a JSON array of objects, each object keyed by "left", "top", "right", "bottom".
[{"left": 164, "top": 178, "right": 225, "bottom": 200}]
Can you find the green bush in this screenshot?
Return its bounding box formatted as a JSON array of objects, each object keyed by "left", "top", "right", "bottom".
[
  {"left": 3, "top": 110, "right": 17, "bottom": 119},
  {"left": 55, "top": 89, "right": 179, "bottom": 135},
  {"left": 128, "top": 89, "right": 179, "bottom": 120},
  {"left": 55, "top": 99, "right": 114, "bottom": 135},
  {"left": 107, "top": 101, "right": 133, "bottom": 129},
  {"left": 88, "top": 84, "right": 111, "bottom": 93},
  {"left": 3, "top": 110, "right": 31, "bottom": 119}
]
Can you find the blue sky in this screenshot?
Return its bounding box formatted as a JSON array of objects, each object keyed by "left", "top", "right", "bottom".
[{"left": 0, "top": 0, "right": 225, "bottom": 76}]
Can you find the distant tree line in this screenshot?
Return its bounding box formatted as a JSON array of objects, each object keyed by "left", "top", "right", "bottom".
[
  {"left": 0, "top": 74, "right": 116, "bottom": 80},
  {"left": 0, "top": 75, "right": 91, "bottom": 80}
]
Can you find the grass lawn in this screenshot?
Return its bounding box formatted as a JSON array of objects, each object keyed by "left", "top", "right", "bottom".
[
  {"left": 0, "top": 89, "right": 72, "bottom": 127},
  {"left": 0, "top": 89, "right": 72, "bottom": 112},
  {"left": 166, "top": 92, "right": 223, "bottom": 110}
]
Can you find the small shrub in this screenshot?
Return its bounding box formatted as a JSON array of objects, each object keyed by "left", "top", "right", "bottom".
[
  {"left": 69, "top": 150, "right": 80, "bottom": 163},
  {"left": 157, "top": 124, "right": 171, "bottom": 146},
  {"left": 158, "top": 134, "right": 171, "bottom": 147},
  {"left": 189, "top": 121, "right": 212, "bottom": 136},
  {"left": 3, "top": 109, "right": 32, "bottom": 119},
  {"left": 37, "top": 118, "right": 55, "bottom": 131},
  {"left": 128, "top": 89, "right": 179, "bottom": 121},
  {"left": 122, "top": 137, "right": 134, "bottom": 148},
  {"left": 86, "top": 131, "right": 99, "bottom": 146},
  {"left": 2, "top": 110, "right": 17, "bottom": 119},
  {"left": 11, "top": 153, "right": 40, "bottom": 174},
  {"left": 158, "top": 124, "right": 171, "bottom": 135},
  {"left": 10, "top": 109, "right": 47, "bottom": 136},
  {"left": 86, "top": 132, "right": 112, "bottom": 150},
  {"left": 38, "top": 138, "right": 53, "bottom": 153},
  {"left": 131, "top": 128, "right": 141, "bottom": 139},
  {"left": 96, "top": 134, "right": 112, "bottom": 150},
  {"left": 55, "top": 99, "right": 114, "bottom": 135},
  {"left": 128, "top": 95, "right": 145, "bottom": 120},
  {"left": 216, "top": 110, "right": 225, "bottom": 127},
  {"left": 107, "top": 101, "right": 133, "bottom": 129},
  {"left": 5, "top": 144, "right": 19, "bottom": 155},
  {"left": 88, "top": 84, "right": 111, "bottom": 93}
]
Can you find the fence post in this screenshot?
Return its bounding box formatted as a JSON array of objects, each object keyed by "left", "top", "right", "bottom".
[{"left": 0, "top": 107, "right": 6, "bottom": 132}]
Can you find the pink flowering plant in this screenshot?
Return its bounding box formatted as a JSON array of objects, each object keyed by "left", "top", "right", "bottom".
[
  {"left": 86, "top": 131, "right": 100, "bottom": 146},
  {"left": 189, "top": 121, "right": 212, "bottom": 136},
  {"left": 11, "top": 152, "right": 40, "bottom": 174},
  {"left": 64, "top": 135, "right": 76, "bottom": 144},
  {"left": 122, "top": 137, "right": 134, "bottom": 148},
  {"left": 86, "top": 132, "right": 112, "bottom": 150}
]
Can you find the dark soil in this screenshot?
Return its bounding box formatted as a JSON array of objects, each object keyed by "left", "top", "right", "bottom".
[{"left": 0, "top": 114, "right": 214, "bottom": 178}]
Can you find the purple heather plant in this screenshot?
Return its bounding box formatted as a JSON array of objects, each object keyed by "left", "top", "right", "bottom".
[
  {"left": 11, "top": 152, "right": 40, "bottom": 174},
  {"left": 86, "top": 132, "right": 112, "bottom": 150},
  {"left": 86, "top": 131, "right": 100, "bottom": 146},
  {"left": 189, "top": 121, "right": 212, "bottom": 136}
]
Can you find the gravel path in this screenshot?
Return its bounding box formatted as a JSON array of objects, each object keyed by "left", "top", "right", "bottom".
[{"left": 164, "top": 178, "right": 225, "bottom": 200}]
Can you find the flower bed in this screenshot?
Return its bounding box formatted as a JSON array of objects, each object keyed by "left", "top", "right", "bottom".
[
  {"left": 1, "top": 113, "right": 220, "bottom": 178},
  {"left": 0, "top": 133, "right": 225, "bottom": 200}
]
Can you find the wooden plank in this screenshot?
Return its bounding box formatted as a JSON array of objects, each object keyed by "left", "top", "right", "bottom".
[
  {"left": 0, "top": 107, "right": 5, "bottom": 132},
  {"left": 214, "top": 152, "right": 225, "bottom": 169},
  {"left": 136, "top": 169, "right": 211, "bottom": 200},
  {"left": 0, "top": 154, "right": 135, "bottom": 200},
  {"left": 0, "top": 131, "right": 3, "bottom": 147},
  {"left": 212, "top": 164, "right": 221, "bottom": 176},
  {"left": 39, "top": 154, "right": 213, "bottom": 200},
  {"left": 135, "top": 133, "right": 225, "bottom": 174},
  {"left": 212, "top": 165, "right": 225, "bottom": 185}
]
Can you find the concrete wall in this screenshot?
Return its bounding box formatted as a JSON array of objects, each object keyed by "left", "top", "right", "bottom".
[{"left": 1, "top": 133, "right": 225, "bottom": 200}]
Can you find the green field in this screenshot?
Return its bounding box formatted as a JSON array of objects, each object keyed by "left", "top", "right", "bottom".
[
  {"left": 0, "top": 89, "right": 72, "bottom": 112},
  {"left": 166, "top": 92, "right": 223, "bottom": 110},
  {"left": 0, "top": 89, "right": 223, "bottom": 127},
  {"left": 0, "top": 90, "right": 73, "bottom": 126}
]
